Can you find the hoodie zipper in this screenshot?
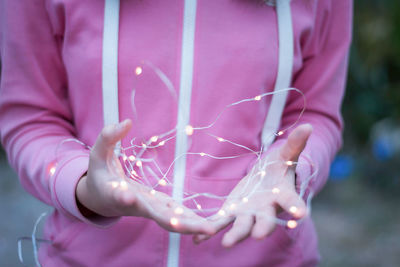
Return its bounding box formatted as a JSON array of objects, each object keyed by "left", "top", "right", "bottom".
[{"left": 167, "top": 0, "right": 197, "bottom": 267}]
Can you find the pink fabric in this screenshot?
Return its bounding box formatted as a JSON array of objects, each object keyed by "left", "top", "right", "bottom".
[{"left": 0, "top": 0, "right": 352, "bottom": 266}]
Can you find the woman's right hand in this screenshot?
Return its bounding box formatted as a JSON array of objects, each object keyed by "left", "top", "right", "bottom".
[{"left": 76, "top": 119, "right": 215, "bottom": 235}]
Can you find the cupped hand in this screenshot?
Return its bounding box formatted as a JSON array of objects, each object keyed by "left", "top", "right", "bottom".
[
  {"left": 193, "top": 124, "right": 313, "bottom": 247},
  {"left": 76, "top": 119, "right": 215, "bottom": 235}
]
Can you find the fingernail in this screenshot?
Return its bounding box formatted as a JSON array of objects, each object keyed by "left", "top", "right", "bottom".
[
  {"left": 222, "top": 236, "right": 233, "bottom": 248},
  {"left": 117, "top": 120, "right": 128, "bottom": 128},
  {"left": 196, "top": 235, "right": 209, "bottom": 243},
  {"left": 222, "top": 241, "right": 233, "bottom": 249}
]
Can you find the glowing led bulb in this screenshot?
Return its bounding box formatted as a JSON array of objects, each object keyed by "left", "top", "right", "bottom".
[
  {"left": 218, "top": 209, "right": 226, "bottom": 216},
  {"left": 110, "top": 181, "right": 119, "bottom": 189},
  {"left": 49, "top": 166, "right": 56, "bottom": 176},
  {"left": 142, "top": 143, "right": 147, "bottom": 148},
  {"left": 242, "top": 197, "right": 249, "bottom": 203},
  {"left": 185, "top": 125, "right": 194, "bottom": 136},
  {"left": 289, "top": 206, "right": 298, "bottom": 215},
  {"left": 272, "top": 187, "right": 280, "bottom": 194},
  {"left": 150, "top": 189, "right": 156, "bottom": 195},
  {"left": 131, "top": 170, "right": 139, "bottom": 177},
  {"left": 128, "top": 155, "right": 136, "bottom": 161},
  {"left": 135, "top": 66, "right": 142, "bottom": 75},
  {"left": 196, "top": 204, "right": 202, "bottom": 210},
  {"left": 122, "top": 155, "right": 128, "bottom": 161},
  {"left": 217, "top": 137, "right": 225, "bottom": 142},
  {"left": 260, "top": 170, "right": 266, "bottom": 177},
  {"left": 119, "top": 180, "right": 128, "bottom": 190},
  {"left": 286, "top": 161, "right": 294, "bottom": 166},
  {"left": 150, "top": 136, "right": 159, "bottom": 142},
  {"left": 136, "top": 160, "right": 142, "bottom": 167},
  {"left": 254, "top": 95, "right": 261, "bottom": 101},
  {"left": 229, "top": 203, "right": 236, "bottom": 210},
  {"left": 158, "top": 179, "right": 167, "bottom": 186},
  {"left": 174, "top": 207, "right": 184, "bottom": 215},
  {"left": 277, "top": 131, "right": 284, "bottom": 136},
  {"left": 200, "top": 152, "right": 206, "bottom": 157},
  {"left": 287, "top": 220, "right": 297, "bottom": 229},
  {"left": 170, "top": 217, "right": 179, "bottom": 226},
  {"left": 159, "top": 141, "right": 165, "bottom": 146}
]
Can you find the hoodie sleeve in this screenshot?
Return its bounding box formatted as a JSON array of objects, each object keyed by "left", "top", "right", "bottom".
[
  {"left": 0, "top": 0, "right": 117, "bottom": 226},
  {"left": 270, "top": 0, "right": 353, "bottom": 199}
]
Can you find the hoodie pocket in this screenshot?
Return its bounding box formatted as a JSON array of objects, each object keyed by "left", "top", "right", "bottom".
[{"left": 44, "top": 212, "right": 89, "bottom": 250}]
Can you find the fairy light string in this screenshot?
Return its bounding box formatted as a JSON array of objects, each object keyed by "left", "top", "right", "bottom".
[
  {"left": 21, "top": 63, "right": 318, "bottom": 263},
  {"left": 117, "top": 62, "right": 317, "bottom": 229},
  {"left": 47, "top": 61, "right": 318, "bottom": 234}
]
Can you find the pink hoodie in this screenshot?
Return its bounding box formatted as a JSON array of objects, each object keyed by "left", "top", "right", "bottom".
[{"left": 0, "top": 0, "right": 352, "bottom": 266}]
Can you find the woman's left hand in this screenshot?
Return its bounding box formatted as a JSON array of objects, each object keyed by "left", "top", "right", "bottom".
[{"left": 193, "top": 124, "right": 313, "bottom": 247}]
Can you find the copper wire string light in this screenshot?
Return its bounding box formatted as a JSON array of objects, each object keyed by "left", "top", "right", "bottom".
[{"left": 19, "top": 62, "right": 318, "bottom": 264}]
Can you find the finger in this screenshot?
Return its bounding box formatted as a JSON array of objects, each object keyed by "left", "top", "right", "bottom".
[
  {"left": 177, "top": 206, "right": 218, "bottom": 235},
  {"left": 276, "top": 191, "right": 307, "bottom": 219},
  {"left": 150, "top": 203, "right": 216, "bottom": 235},
  {"left": 156, "top": 214, "right": 214, "bottom": 235},
  {"left": 210, "top": 213, "right": 235, "bottom": 233},
  {"left": 175, "top": 216, "right": 216, "bottom": 235},
  {"left": 251, "top": 209, "right": 277, "bottom": 240},
  {"left": 279, "top": 124, "right": 312, "bottom": 162},
  {"left": 92, "top": 119, "right": 132, "bottom": 160},
  {"left": 193, "top": 213, "right": 234, "bottom": 243},
  {"left": 222, "top": 215, "right": 254, "bottom": 248},
  {"left": 193, "top": 234, "right": 208, "bottom": 244}
]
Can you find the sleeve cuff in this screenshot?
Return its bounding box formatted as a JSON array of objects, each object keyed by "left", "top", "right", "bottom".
[{"left": 51, "top": 153, "right": 120, "bottom": 227}]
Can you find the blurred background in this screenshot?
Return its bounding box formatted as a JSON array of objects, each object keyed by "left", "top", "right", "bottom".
[{"left": 1, "top": 0, "right": 400, "bottom": 266}]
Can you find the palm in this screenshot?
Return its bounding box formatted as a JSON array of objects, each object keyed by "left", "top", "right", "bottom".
[
  {"left": 79, "top": 120, "right": 215, "bottom": 235},
  {"left": 119, "top": 178, "right": 213, "bottom": 234},
  {"left": 194, "top": 124, "right": 312, "bottom": 247}
]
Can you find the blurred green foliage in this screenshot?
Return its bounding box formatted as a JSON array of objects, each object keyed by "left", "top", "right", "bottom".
[
  {"left": 345, "top": 0, "right": 400, "bottom": 143},
  {"left": 343, "top": 0, "right": 400, "bottom": 195}
]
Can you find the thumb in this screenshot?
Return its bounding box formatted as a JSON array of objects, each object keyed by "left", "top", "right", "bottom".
[
  {"left": 92, "top": 119, "right": 132, "bottom": 159},
  {"left": 279, "top": 124, "right": 312, "bottom": 162}
]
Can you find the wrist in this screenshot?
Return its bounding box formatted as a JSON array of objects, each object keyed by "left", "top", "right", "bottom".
[
  {"left": 77, "top": 173, "right": 127, "bottom": 218},
  {"left": 75, "top": 173, "right": 122, "bottom": 226},
  {"left": 76, "top": 174, "right": 98, "bottom": 218}
]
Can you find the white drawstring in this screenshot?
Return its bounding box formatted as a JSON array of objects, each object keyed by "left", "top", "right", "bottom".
[
  {"left": 102, "top": 0, "right": 121, "bottom": 127},
  {"left": 17, "top": 212, "right": 50, "bottom": 267},
  {"left": 101, "top": 2, "right": 294, "bottom": 267},
  {"left": 261, "top": 0, "right": 294, "bottom": 148}
]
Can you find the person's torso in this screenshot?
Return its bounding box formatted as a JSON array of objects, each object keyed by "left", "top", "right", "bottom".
[{"left": 41, "top": 0, "right": 321, "bottom": 266}]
